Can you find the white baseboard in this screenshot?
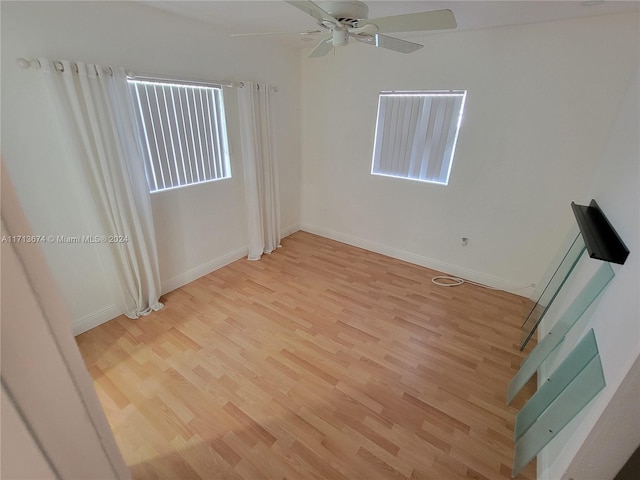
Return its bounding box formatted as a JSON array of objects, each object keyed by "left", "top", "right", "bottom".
[
  {"left": 74, "top": 222, "right": 530, "bottom": 335},
  {"left": 281, "top": 223, "right": 300, "bottom": 239},
  {"left": 73, "top": 229, "right": 302, "bottom": 336},
  {"left": 161, "top": 226, "right": 301, "bottom": 295},
  {"left": 73, "top": 247, "right": 250, "bottom": 336},
  {"left": 161, "top": 227, "right": 301, "bottom": 295},
  {"left": 300, "top": 223, "right": 535, "bottom": 298},
  {"left": 161, "top": 246, "right": 248, "bottom": 295},
  {"left": 72, "top": 305, "right": 123, "bottom": 336}
]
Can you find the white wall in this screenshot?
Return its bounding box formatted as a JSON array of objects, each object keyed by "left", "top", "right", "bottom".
[
  {"left": 299, "top": 13, "right": 638, "bottom": 293},
  {"left": 1, "top": 1, "right": 301, "bottom": 333},
  {"left": 536, "top": 67, "right": 640, "bottom": 480}
]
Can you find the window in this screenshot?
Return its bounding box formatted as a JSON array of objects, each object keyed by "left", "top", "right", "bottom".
[
  {"left": 128, "top": 78, "right": 231, "bottom": 193},
  {"left": 371, "top": 90, "right": 466, "bottom": 185}
]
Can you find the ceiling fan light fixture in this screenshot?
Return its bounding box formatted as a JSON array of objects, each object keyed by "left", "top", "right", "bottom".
[{"left": 332, "top": 28, "right": 349, "bottom": 46}]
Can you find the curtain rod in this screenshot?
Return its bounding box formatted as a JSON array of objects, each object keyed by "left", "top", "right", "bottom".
[
  {"left": 126, "top": 71, "right": 238, "bottom": 89},
  {"left": 16, "top": 58, "right": 279, "bottom": 92},
  {"left": 16, "top": 57, "right": 113, "bottom": 76},
  {"left": 380, "top": 89, "right": 465, "bottom": 95},
  {"left": 129, "top": 73, "right": 279, "bottom": 92}
]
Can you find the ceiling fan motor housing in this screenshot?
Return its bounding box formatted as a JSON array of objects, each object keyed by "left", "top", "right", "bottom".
[{"left": 318, "top": 1, "right": 369, "bottom": 26}]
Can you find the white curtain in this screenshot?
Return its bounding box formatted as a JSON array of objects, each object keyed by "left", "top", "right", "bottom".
[
  {"left": 40, "top": 59, "right": 163, "bottom": 318},
  {"left": 237, "top": 82, "right": 281, "bottom": 260}
]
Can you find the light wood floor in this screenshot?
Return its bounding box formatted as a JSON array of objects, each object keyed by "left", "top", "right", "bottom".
[{"left": 77, "top": 232, "right": 537, "bottom": 480}]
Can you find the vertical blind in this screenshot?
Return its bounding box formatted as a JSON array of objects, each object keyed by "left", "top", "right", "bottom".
[
  {"left": 129, "top": 79, "right": 231, "bottom": 192},
  {"left": 371, "top": 91, "right": 466, "bottom": 185}
]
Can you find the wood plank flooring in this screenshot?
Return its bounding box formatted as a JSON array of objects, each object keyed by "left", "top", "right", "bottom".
[{"left": 77, "top": 231, "right": 537, "bottom": 480}]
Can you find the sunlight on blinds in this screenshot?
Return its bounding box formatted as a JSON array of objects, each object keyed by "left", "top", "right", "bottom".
[
  {"left": 129, "top": 79, "right": 231, "bottom": 192},
  {"left": 371, "top": 91, "right": 466, "bottom": 185}
]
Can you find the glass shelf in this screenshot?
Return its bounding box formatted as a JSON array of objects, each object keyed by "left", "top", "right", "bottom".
[
  {"left": 507, "top": 262, "right": 614, "bottom": 404},
  {"left": 520, "top": 233, "right": 586, "bottom": 350},
  {"left": 512, "top": 329, "right": 605, "bottom": 477},
  {"left": 514, "top": 329, "right": 599, "bottom": 441}
]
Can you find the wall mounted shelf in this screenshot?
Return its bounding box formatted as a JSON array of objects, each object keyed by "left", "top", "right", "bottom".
[
  {"left": 508, "top": 199, "right": 627, "bottom": 477},
  {"left": 511, "top": 330, "right": 605, "bottom": 478},
  {"left": 571, "top": 199, "right": 629, "bottom": 265},
  {"left": 520, "top": 233, "right": 586, "bottom": 351},
  {"left": 507, "top": 262, "right": 614, "bottom": 404}
]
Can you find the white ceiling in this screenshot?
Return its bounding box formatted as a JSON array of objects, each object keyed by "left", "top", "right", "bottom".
[{"left": 141, "top": 0, "right": 639, "bottom": 47}]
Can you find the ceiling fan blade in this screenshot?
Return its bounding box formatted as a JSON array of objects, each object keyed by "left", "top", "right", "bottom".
[
  {"left": 308, "top": 38, "right": 333, "bottom": 58},
  {"left": 231, "top": 30, "right": 322, "bottom": 37},
  {"left": 285, "top": 0, "right": 341, "bottom": 27},
  {"left": 355, "top": 34, "right": 423, "bottom": 54},
  {"left": 358, "top": 9, "right": 456, "bottom": 34}
]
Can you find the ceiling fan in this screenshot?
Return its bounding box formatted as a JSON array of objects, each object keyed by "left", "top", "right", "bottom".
[{"left": 232, "top": 1, "right": 457, "bottom": 58}]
